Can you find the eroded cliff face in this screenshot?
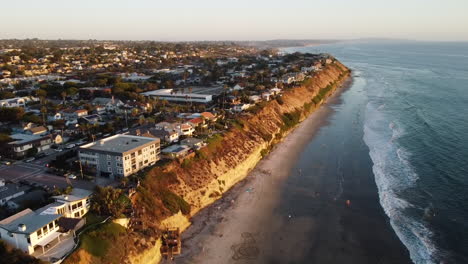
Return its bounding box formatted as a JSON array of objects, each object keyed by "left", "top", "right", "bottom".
[
  {"left": 64, "top": 61, "right": 350, "bottom": 264},
  {"left": 128, "top": 61, "right": 350, "bottom": 264}
]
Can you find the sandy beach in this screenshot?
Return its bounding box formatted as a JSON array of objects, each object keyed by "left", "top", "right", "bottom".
[{"left": 174, "top": 77, "right": 411, "bottom": 264}]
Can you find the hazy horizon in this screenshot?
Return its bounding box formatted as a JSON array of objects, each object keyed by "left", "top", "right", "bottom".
[{"left": 2, "top": 0, "right": 468, "bottom": 42}]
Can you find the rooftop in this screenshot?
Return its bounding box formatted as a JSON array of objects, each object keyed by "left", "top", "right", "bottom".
[
  {"left": 0, "top": 183, "right": 30, "bottom": 200},
  {"left": 80, "top": 134, "right": 159, "bottom": 154},
  {"left": 8, "top": 133, "right": 49, "bottom": 145},
  {"left": 0, "top": 208, "right": 61, "bottom": 234},
  {"left": 162, "top": 144, "right": 190, "bottom": 154},
  {"left": 52, "top": 188, "right": 93, "bottom": 203}
]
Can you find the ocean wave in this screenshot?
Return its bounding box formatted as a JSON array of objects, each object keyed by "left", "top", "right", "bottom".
[{"left": 363, "top": 101, "right": 438, "bottom": 264}]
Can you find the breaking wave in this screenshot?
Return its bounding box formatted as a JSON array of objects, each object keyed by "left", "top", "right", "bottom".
[{"left": 363, "top": 101, "right": 438, "bottom": 264}]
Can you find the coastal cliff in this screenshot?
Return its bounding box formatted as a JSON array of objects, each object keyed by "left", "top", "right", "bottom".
[{"left": 65, "top": 60, "right": 350, "bottom": 264}]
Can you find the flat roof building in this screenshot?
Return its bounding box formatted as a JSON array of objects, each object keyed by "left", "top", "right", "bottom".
[
  {"left": 141, "top": 89, "right": 213, "bottom": 104},
  {"left": 79, "top": 134, "right": 160, "bottom": 179}
]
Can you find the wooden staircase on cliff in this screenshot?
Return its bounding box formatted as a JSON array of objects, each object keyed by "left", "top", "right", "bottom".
[{"left": 161, "top": 228, "right": 181, "bottom": 261}]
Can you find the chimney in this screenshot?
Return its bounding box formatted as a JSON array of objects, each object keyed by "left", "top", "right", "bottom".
[{"left": 18, "top": 224, "right": 26, "bottom": 232}]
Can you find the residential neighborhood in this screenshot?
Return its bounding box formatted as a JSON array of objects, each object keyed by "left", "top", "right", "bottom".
[{"left": 0, "top": 39, "right": 334, "bottom": 263}]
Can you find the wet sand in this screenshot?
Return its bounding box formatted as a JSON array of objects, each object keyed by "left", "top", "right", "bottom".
[{"left": 175, "top": 77, "right": 412, "bottom": 264}]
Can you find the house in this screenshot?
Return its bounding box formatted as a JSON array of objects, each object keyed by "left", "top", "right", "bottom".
[
  {"left": 180, "top": 138, "right": 205, "bottom": 150},
  {"left": 7, "top": 134, "right": 52, "bottom": 158},
  {"left": 0, "top": 179, "right": 30, "bottom": 206},
  {"left": 200, "top": 112, "right": 217, "bottom": 121},
  {"left": 155, "top": 122, "right": 175, "bottom": 132},
  {"left": 261, "top": 92, "right": 273, "bottom": 101},
  {"left": 233, "top": 103, "right": 252, "bottom": 112},
  {"left": 230, "top": 84, "right": 245, "bottom": 92},
  {"left": 248, "top": 95, "right": 261, "bottom": 103},
  {"left": 132, "top": 128, "right": 179, "bottom": 143},
  {"left": 174, "top": 123, "right": 194, "bottom": 136},
  {"left": 91, "top": 97, "right": 124, "bottom": 113},
  {"left": 270, "top": 88, "right": 282, "bottom": 95},
  {"left": 161, "top": 144, "right": 191, "bottom": 159},
  {"left": 40, "top": 188, "right": 92, "bottom": 219},
  {"left": 0, "top": 97, "right": 26, "bottom": 108},
  {"left": 79, "top": 134, "right": 160, "bottom": 178},
  {"left": 7, "top": 190, "right": 47, "bottom": 210},
  {"left": 0, "top": 208, "right": 62, "bottom": 254},
  {"left": 188, "top": 117, "right": 206, "bottom": 128},
  {"left": 47, "top": 112, "right": 62, "bottom": 122},
  {"left": 26, "top": 126, "right": 48, "bottom": 136},
  {"left": 94, "top": 105, "right": 106, "bottom": 115},
  {"left": 141, "top": 89, "right": 213, "bottom": 104},
  {"left": 61, "top": 109, "right": 88, "bottom": 121},
  {"left": 78, "top": 114, "right": 101, "bottom": 125}
]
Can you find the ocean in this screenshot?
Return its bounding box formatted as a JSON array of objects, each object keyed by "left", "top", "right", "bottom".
[{"left": 284, "top": 41, "right": 468, "bottom": 264}]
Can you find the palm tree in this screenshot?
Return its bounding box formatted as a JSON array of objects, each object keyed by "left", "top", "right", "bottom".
[
  {"left": 61, "top": 91, "right": 67, "bottom": 104},
  {"left": 40, "top": 106, "right": 47, "bottom": 126},
  {"left": 188, "top": 87, "right": 193, "bottom": 107}
]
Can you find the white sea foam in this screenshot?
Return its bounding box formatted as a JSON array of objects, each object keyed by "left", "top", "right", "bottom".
[{"left": 363, "top": 100, "right": 438, "bottom": 264}]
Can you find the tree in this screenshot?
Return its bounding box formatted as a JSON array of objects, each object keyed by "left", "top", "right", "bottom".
[
  {"left": 0, "top": 107, "right": 25, "bottom": 123},
  {"left": 66, "top": 87, "right": 79, "bottom": 97},
  {"left": 60, "top": 91, "right": 67, "bottom": 103},
  {"left": 0, "top": 240, "right": 46, "bottom": 264},
  {"left": 91, "top": 186, "right": 130, "bottom": 218},
  {"left": 40, "top": 106, "right": 47, "bottom": 125},
  {"left": 0, "top": 91, "right": 15, "bottom": 100}
]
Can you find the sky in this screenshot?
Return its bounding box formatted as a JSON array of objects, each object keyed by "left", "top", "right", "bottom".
[{"left": 1, "top": 0, "right": 468, "bottom": 41}]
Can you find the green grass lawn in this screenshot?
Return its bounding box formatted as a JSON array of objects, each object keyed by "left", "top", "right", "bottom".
[{"left": 80, "top": 222, "right": 126, "bottom": 257}]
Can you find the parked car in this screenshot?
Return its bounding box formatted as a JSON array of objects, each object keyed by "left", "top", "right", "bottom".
[
  {"left": 66, "top": 173, "right": 77, "bottom": 180},
  {"left": 65, "top": 144, "right": 76, "bottom": 149},
  {"left": 36, "top": 153, "right": 47, "bottom": 159},
  {"left": 25, "top": 157, "right": 35, "bottom": 163},
  {"left": 55, "top": 148, "right": 63, "bottom": 152},
  {"left": 2, "top": 161, "right": 11, "bottom": 166}
]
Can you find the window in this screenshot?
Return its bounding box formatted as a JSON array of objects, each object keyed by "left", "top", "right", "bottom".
[
  {"left": 74, "top": 212, "right": 80, "bottom": 217},
  {"left": 107, "top": 161, "right": 111, "bottom": 166},
  {"left": 77, "top": 201, "right": 83, "bottom": 208},
  {"left": 138, "top": 150, "right": 142, "bottom": 155},
  {"left": 107, "top": 155, "right": 111, "bottom": 160},
  {"left": 27, "top": 236, "right": 31, "bottom": 243},
  {"left": 49, "top": 222, "right": 54, "bottom": 229},
  {"left": 108, "top": 167, "right": 112, "bottom": 172}
]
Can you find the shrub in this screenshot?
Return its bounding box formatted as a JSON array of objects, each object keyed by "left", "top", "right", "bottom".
[
  {"left": 160, "top": 189, "right": 191, "bottom": 215},
  {"left": 276, "top": 96, "right": 284, "bottom": 105}
]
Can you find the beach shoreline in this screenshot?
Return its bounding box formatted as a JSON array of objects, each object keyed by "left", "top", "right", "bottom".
[{"left": 175, "top": 78, "right": 355, "bottom": 263}]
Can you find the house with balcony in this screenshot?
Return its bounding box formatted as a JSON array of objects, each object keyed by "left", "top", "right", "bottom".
[
  {"left": 0, "top": 179, "right": 30, "bottom": 206},
  {"left": 38, "top": 188, "right": 92, "bottom": 219},
  {"left": 0, "top": 208, "right": 62, "bottom": 254},
  {"left": 7, "top": 133, "right": 52, "bottom": 158}
]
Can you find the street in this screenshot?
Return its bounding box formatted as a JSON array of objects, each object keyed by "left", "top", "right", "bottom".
[{"left": 0, "top": 159, "right": 98, "bottom": 191}]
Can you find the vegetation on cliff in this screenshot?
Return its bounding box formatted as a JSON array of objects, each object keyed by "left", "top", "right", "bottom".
[{"left": 64, "top": 61, "right": 350, "bottom": 264}]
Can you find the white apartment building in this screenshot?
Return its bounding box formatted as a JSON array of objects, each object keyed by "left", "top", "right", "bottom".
[{"left": 79, "top": 134, "right": 160, "bottom": 179}]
